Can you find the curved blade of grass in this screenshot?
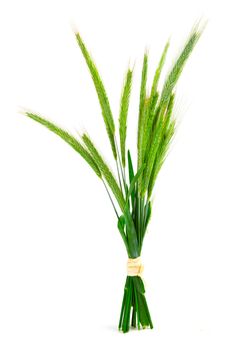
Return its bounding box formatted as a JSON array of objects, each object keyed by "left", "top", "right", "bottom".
[
  {"left": 82, "top": 133, "right": 125, "bottom": 211},
  {"left": 24, "top": 112, "right": 101, "bottom": 178},
  {"left": 119, "top": 68, "right": 133, "bottom": 167},
  {"left": 75, "top": 32, "right": 117, "bottom": 159}
]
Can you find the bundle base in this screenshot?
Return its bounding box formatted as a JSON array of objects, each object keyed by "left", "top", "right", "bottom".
[{"left": 118, "top": 276, "right": 153, "bottom": 333}]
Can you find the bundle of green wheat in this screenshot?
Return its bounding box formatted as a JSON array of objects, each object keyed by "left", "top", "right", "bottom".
[{"left": 23, "top": 24, "right": 203, "bottom": 333}]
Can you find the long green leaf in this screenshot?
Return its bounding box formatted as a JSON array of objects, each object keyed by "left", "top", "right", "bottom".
[
  {"left": 24, "top": 112, "right": 101, "bottom": 177},
  {"left": 127, "top": 150, "right": 135, "bottom": 210},
  {"left": 123, "top": 207, "right": 139, "bottom": 258},
  {"left": 125, "top": 164, "right": 145, "bottom": 209},
  {"left": 75, "top": 32, "right": 117, "bottom": 159},
  {"left": 119, "top": 68, "right": 133, "bottom": 167}
]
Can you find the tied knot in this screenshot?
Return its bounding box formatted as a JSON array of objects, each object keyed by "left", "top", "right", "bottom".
[{"left": 127, "top": 257, "right": 144, "bottom": 277}]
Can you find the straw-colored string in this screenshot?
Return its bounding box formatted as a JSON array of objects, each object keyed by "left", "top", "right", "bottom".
[{"left": 127, "top": 257, "right": 144, "bottom": 277}]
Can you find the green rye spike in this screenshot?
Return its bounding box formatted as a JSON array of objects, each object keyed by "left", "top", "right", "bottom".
[
  {"left": 119, "top": 68, "right": 133, "bottom": 168},
  {"left": 75, "top": 32, "right": 117, "bottom": 159}
]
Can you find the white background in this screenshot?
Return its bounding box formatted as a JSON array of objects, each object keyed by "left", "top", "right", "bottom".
[{"left": 0, "top": 0, "right": 235, "bottom": 349}]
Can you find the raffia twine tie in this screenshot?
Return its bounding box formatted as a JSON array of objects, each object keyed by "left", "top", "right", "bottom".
[{"left": 127, "top": 257, "right": 144, "bottom": 277}]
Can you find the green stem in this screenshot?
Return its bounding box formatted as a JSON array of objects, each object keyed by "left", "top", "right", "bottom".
[
  {"left": 101, "top": 179, "right": 119, "bottom": 219},
  {"left": 119, "top": 276, "right": 153, "bottom": 332},
  {"left": 115, "top": 136, "right": 127, "bottom": 198},
  {"left": 133, "top": 281, "right": 140, "bottom": 329},
  {"left": 119, "top": 282, "right": 127, "bottom": 330},
  {"left": 116, "top": 159, "right": 124, "bottom": 195},
  {"left": 137, "top": 196, "right": 141, "bottom": 246}
]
